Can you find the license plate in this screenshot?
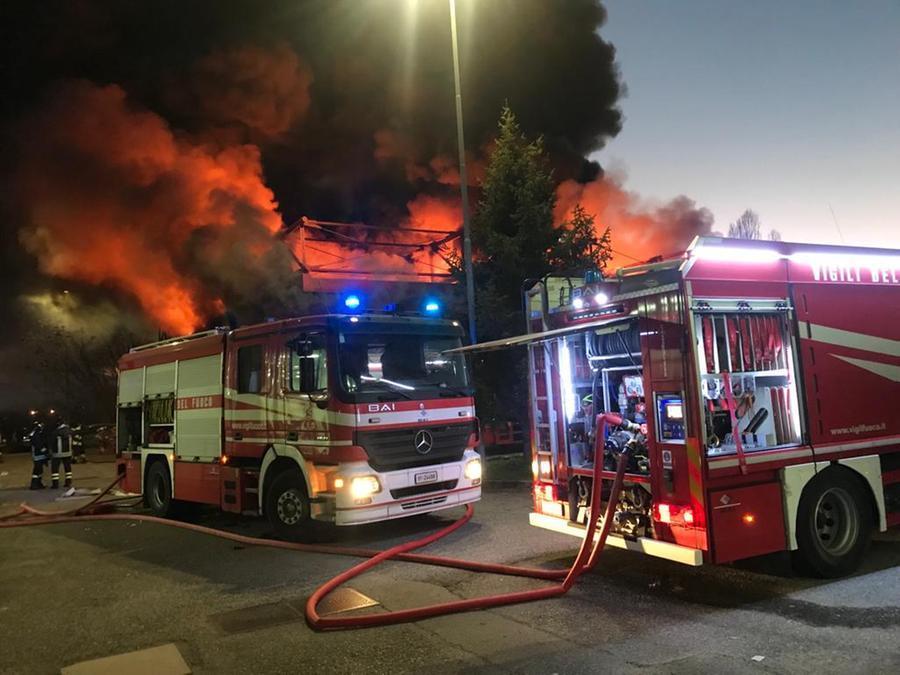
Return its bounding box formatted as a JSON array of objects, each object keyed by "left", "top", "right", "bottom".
[{"left": 414, "top": 470, "right": 438, "bottom": 485}]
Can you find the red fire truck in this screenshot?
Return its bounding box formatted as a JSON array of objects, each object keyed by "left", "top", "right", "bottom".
[
  {"left": 456, "top": 236, "right": 899, "bottom": 577},
  {"left": 115, "top": 310, "right": 482, "bottom": 538}
]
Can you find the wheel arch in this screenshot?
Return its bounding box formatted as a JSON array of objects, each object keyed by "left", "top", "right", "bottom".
[
  {"left": 258, "top": 444, "right": 312, "bottom": 514},
  {"left": 782, "top": 455, "right": 885, "bottom": 550},
  {"left": 826, "top": 456, "right": 886, "bottom": 532}
]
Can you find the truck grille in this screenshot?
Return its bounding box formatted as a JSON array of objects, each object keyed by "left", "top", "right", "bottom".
[
  {"left": 401, "top": 495, "right": 447, "bottom": 510},
  {"left": 390, "top": 480, "right": 458, "bottom": 500},
  {"left": 356, "top": 422, "right": 473, "bottom": 472}
]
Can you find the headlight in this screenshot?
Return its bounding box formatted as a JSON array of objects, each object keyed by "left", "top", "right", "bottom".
[
  {"left": 464, "top": 458, "right": 482, "bottom": 481},
  {"left": 350, "top": 475, "right": 381, "bottom": 499}
]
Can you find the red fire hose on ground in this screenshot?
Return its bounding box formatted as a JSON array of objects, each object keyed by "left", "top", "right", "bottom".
[{"left": 1, "top": 414, "right": 631, "bottom": 632}]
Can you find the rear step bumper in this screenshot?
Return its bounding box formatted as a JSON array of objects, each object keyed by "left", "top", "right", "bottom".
[{"left": 529, "top": 512, "right": 704, "bottom": 566}]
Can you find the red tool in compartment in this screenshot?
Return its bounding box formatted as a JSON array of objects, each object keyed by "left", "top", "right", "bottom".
[
  {"left": 739, "top": 315, "right": 754, "bottom": 371},
  {"left": 702, "top": 315, "right": 715, "bottom": 373},
  {"left": 727, "top": 316, "right": 742, "bottom": 371}
]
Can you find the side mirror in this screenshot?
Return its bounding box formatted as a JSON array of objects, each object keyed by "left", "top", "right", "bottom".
[
  {"left": 298, "top": 355, "right": 328, "bottom": 408},
  {"left": 290, "top": 337, "right": 314, "bottom": 357},
  {"left": 298, "top": 355, "right": 318, "bottom": 393}
]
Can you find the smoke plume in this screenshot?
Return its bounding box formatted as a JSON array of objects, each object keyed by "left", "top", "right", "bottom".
[
  {"left": 15, "top": 80, "right": 296, "bottom": 335},
  {"left": 4, "top": 0, "right": 715, "bottom": 343},
  {"left": 556, "top": 176, "right": 715, "bottom": 267},
  {"left": 167, "top": 43, "right": 314, "bottom": 143}
]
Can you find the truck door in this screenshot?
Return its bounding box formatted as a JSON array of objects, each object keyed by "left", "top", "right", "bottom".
[
  {"left": 224, "top": 336, "right": 274, "bottom": 457},
  {"left": 641, "top": 316, "right": 706, "bottom": 549},
  {"left": 282, "top": 332, "right": 330, "bottom": 460}
]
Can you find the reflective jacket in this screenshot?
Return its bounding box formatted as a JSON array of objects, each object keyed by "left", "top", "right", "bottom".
[
  {"left": 50, "top": 423, "right": 72, "bottom": 458},
  {"left": 30, "top": 425, "right": 49, "bottom": 461}
]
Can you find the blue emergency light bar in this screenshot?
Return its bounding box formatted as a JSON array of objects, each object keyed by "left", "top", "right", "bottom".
[{"left": 338, "top": 293, "right": 446, "bottom": 318}]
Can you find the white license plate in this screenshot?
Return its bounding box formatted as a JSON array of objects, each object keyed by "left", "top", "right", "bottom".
[{"left": 414, "top": 470, "right": 439, "bottom": 485}]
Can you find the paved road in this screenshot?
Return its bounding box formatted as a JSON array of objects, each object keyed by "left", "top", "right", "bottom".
[{"left": 1, "top": 483, "right": 899, "bottom": 674}]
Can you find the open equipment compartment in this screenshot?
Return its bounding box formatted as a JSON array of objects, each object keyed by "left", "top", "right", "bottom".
[
  {"left": 562, "top": 321, "right": 646, "bottom": 474},
  {"left": 693, "top": 300, "right": 803, "bottom": 456}
]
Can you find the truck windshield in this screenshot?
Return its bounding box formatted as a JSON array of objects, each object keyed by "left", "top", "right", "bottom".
[{"left": 337, "top": 331, "right": 469, "bottom": 400}]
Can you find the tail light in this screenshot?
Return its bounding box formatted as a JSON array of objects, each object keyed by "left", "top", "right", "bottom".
[
  {"left": 534, "top": 483, "right": 557, "bottom": 502},
  {"left": 654, "top": 502, "right": 695, "bottom": 526}
]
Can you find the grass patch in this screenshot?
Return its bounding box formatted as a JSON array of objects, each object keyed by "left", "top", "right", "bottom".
[{"left": 484, "top": 453, "right": 531, "bottom": 482}]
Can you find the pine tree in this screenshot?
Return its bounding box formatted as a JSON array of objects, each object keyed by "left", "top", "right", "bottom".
[
  {"left": 467, "top": 106, "right": 557, "bottom": 338},
  {"left": 551, "top": 204, "right": 613, "bottom": 274}
]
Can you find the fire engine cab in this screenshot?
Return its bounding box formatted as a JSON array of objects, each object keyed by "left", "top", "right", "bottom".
[
  {"left": 115, "top": 311, "right": 482, "bottom": 538},
  {"left": 454, "top": 236, "right": 899, "bottom": 577}
]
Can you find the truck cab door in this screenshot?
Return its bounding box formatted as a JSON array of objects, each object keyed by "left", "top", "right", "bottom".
[
  {"left": 224, "top": 338, "right": 273, "bottom": 457},
  {"left": 283, "top": 332, "right": 330, "bottom": 455}
]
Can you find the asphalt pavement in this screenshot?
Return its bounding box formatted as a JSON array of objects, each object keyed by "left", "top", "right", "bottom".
[{"left": 1, "top": 453, "right": 898, "bottom": 674}]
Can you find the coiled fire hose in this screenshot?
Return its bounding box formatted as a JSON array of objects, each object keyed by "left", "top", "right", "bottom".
[{"left": 1, "top": 414, "right": 631, "bottom": 631}]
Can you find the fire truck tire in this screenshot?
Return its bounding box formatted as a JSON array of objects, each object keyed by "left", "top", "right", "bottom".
[
  {"left": 265, "top": 469, "right": 313, "bottom": 541},
  {"left": 145, "top": 460, "right": 175, "bottom": 518},
  {"left": 794, "top": 468, "right": 873, "bottom": 578}
]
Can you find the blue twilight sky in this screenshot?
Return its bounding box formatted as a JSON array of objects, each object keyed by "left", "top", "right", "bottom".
[{"left": 594, "top": 0, "right": 900, "bottom": 247}]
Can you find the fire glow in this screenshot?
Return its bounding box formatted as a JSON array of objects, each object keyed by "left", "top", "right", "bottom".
[
  {"left": 16, "top": 48, "right": 312, "bottom": 336},
  {"left": 555, "top": 175, "right": 714, "bottom": 269},
  {"left": 14, "top": 45, "right": 714, "bottom": 336}
]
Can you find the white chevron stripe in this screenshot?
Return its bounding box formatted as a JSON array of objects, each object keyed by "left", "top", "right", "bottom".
[
  {"left": 831, "top": 354, "right": 900, "bottom": 383},
  {"left": 809, "top": 324, "right": 900, "bottom": 357}
]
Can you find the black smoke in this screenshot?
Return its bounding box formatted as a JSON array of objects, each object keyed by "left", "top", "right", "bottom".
[{"left": 0, "top": 0, "right": 625, "bottom": 410}]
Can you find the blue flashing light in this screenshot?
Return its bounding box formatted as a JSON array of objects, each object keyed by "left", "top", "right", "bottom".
[
  {"left": 423, "top": 299, "right": 441, "bottom": 315},
  {"left": 344, "top": 294, "right": 361, "bottom": 311}
]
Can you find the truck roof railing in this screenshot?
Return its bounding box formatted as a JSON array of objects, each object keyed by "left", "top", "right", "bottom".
[{"left": 130, "top": 328, "right": 227, "bottom": 353}]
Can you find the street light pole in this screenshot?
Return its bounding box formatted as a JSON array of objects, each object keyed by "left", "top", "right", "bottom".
[{"left": 448, "top": 0, "right": 477, "bottom": 345}]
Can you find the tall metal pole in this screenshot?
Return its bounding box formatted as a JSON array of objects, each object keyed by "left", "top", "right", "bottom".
[{"left": 448, "top": 0, "right": 477, "bottom": 344}]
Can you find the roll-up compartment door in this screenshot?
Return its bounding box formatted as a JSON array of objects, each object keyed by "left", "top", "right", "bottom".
[
  {"left": 175, "top": 354, "right": 223, "bottom": 459},
  {"left": 118, "top": 368, "right": 144, "bottom": 405},
  {"left": 145, "top": 362, "right": 176, "bottom": 396}
]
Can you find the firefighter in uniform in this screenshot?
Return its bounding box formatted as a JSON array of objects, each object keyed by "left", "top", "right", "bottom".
[
  {"left": 50, "top": 419, "right": 74, "bottom": 489},
  {"left": 71, "top": 423, "right": 86, "bottom": 463},
  {"left": 29, "top": 420, "right": 49, "bottom": 490}
]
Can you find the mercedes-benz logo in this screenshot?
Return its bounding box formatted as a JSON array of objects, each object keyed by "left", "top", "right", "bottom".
[{"left": 414, "top": 429, "right": 434, "bottom": 455}]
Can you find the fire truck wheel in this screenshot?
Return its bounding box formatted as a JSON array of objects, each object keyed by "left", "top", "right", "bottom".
[
  {"left": 794, "top": 468, "right": 873, "bottom": 578},
  {"left": 266, "top": 470, "right": 312, "bottom": 541},
  {"left": 145, "top": 460, "right": 175, "bottom": 517}
]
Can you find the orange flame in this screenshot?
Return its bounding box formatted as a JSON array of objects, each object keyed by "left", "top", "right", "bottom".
[
  {"left": 555, "top": 176, "right": 714, "bottom": 269},
  {"left": 17, "top": 81, "right": 288, "bottom": 335}
]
